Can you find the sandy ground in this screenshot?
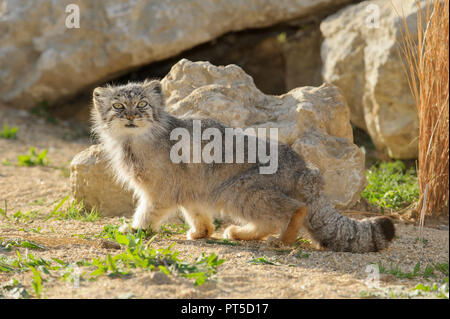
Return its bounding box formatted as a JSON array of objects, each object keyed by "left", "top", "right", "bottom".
[{"left": 0, "top": 104, "right": 448, "bottom": 299}]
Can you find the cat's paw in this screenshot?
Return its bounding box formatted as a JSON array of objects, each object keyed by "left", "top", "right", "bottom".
[
  {"left": 187, "top": 226, "right": 213, "bottom": 240},
  {"left": 222, "top": 225, "right": 236, "bottom": 240}
]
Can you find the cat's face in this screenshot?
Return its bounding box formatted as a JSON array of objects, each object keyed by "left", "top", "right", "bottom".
[{"left": 92, "top": 80, "right": 163, "bottom": 137}]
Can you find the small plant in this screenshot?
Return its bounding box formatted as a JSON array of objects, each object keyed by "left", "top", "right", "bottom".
[
  {"left": 0, "top": 124, "right": 18, "bottom": 139},
  {"left": 0, "top": 279, "right": 30, "bottom": 299},
  {"left": 0, "top": 229, "right": 225, "bottom": 289},
  {"left": 414, "top": 281, "right": 449, "bottom": 299},
  {"left": 0, "top": 278, "right": 30, "bottom": 299},
  {"left": 0, "top": 238, "right": 46, "bottom": 251},
  {"left": 205, "top": 238, "right": 241, "bottom": 246},
  {"left": 375, "top": 261, "right": 439, "bottom": 280},
  {"left": 0, "top": 200, "right": 8, "bottom": 220},
  {"left": 46, "top": 196, "right": 99, "bottom": 222},
  {"left": 29, "top": 265, "right": 43, "bottom": 298},
  {"left": 249, "top": 256, "right": 279, "bottom": 266},
  {"left": 294, "top": 249, "right": 310, "bottom": 259},
  {"left": 13, "top": 210, "right": 40, "bottom": 223},
  {"left": 0, "top": 251, "right": 53, "bottom": 273},
  {"left": 17, "top": 147, "right": 49, "bottom": 166},
  {"left": 90, "top": 230, "right": 224, "bottom": 286},
  {"left": 295, "top": 238, "right": 312, "bottom": 246},
  {"left": 30, "top": 226, "right": 42, "bottom": 234},
  {"left": 185, "top": 253, "right": 225, "bottom": 286},
  {"left": 213, "top": 218, "right": 223, "bottom": 230},
  {"left": 97, "top": 224, "right": 121, "bottom": 240},
  {"left": 160, "top": 223, "right": 189, "bottom": 238},
  {"left": 434, "top": 263, "right": 449, "bottom": 276},
  {"left": 362, "top": 161, "right": 419, "bottom": 210}
]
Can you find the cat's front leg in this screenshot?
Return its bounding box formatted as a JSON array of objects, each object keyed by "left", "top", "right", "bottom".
[
  {"left": 179, "top": 205, "right": 214, "bottom": 240},
  {"left": 119, "top": 199, "right": 173, "bottom": 233}
]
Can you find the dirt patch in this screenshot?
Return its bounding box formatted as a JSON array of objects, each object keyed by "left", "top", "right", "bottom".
[{"left": 0, "top": 104, "right": 448, "bottom": 299}]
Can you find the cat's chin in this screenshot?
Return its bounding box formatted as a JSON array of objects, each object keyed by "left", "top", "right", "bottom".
[{"left": 109, "top": 125, "right": 149, "bottom": 138}]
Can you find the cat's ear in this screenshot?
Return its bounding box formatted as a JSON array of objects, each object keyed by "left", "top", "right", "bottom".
[
  {"left": 93, "top": 87, "right": 110, "bottom": 109},
  {"left": 93, "top": 87, "right": 108, "bottom": 99},
  {"left": 143, "top": 79, "right": 162, "bottom": 95}
]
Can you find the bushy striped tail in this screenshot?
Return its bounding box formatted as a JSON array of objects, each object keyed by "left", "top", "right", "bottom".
[{"left": 305, "top": 195, "right": 395, "bottom": 253}]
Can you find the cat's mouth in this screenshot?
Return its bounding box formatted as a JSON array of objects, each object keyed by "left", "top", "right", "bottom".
[{"left": 124, "top": 123, "right": 138, "bottom": 128}]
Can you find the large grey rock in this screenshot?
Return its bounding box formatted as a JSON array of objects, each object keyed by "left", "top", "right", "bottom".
[
  {"left": 71, "top": 59, "right": 366, "bottom": 216},
  {"left": 321, "top": 0, "right": 422, "bottom": 159},
  {"left": 0, "top": 0, "right": 353, "bottom": 110}
]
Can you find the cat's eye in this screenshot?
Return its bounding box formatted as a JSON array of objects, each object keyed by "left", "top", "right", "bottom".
[
  {"left": 112, "top": 103, "right": 124, "bottom": 110},
  {"left": 137, "top": 101, "right": 148, "bottom": 108}
]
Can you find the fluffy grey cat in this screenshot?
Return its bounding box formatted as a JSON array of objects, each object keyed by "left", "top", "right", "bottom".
[{"left": 91, "top": 79, "right": 395, "bottom": 253}]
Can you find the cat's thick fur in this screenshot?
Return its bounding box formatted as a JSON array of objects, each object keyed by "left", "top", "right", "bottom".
[{"left": 91, "top": 79, "right": 395, "bottom": 253}]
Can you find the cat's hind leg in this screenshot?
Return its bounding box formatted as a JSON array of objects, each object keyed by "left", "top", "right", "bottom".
[
  {"left": 280, "top": 207, "right": 307, "bottom": 245},
  {"left": 223, "top": 223, "right": 275, "bottom": 241},
  {"left": 218, "top": 187, "right": 303, "bottom": 242}
]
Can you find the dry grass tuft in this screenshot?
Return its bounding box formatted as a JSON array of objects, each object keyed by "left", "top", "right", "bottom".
[{"left": 398, "top": 0, "right": 449, "bottom": 218}]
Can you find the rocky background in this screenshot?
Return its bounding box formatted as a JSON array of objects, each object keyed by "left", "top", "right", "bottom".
[{"left": 0, "top": 0, "right": 425, "bottom": 215}]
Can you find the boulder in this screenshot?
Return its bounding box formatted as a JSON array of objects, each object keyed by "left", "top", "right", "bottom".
[
  {"left": 0, "top": 0, "right": 353, "bottom": 110},
  {"left": 71, "top": 59, "right": 366, "bottom": 216},
  {"left": 320, "top": 0, "right": 422, "bottom": 159},
  {"left": 70, "top": 144, "right": 135, "bottom": 217}
]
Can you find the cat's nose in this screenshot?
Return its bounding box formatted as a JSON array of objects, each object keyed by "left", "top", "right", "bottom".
[{"left": 126, "top": 115, "right": 135, "bottom": 121}]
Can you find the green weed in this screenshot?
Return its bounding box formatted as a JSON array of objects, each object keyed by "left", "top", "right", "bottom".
[
  {"left": 29, "top": 265, "right": 43, "bottom": 298},
  {"left": 46, "top": 196, "right": 99, "bottom": 222},
  {"left": 213, "top": 218, "right": 223, "bottom": 230},
  {"left": 294, "top": 249, "right": 310, "bottom": 259},
  {"left": 295, "top": 238, "right": 312, "bottom": 246},
  {"left": 249, "top": 256, "right": 279, "bottom": 266},
  {"left": 12, "top": 210, "right": 40, "bottom": 223},
  {"left": 0, "top": 238, "right": 46, "bottom": 251},
  {"left": 17, "top": 147, "right": 49, "bottom": 166},
  {"left": 97, "top": 224, "right": 121, "bottom": 240},
  {"left": 414, "top": 279, "right": 449, "bottom": 299},
  {"left": 0, "top": 279, "right": 30, "bottom": 299},
  {"left": 375, "top": 261, "right": 441, "bottom": 280},
  {"left": 362, "top": 161, "right": 419, "bottom": 210},
  {"left": 0, "top": 200, "right": 8, "bottom": 220},
  {"left": 90, "top": 230, "right": 224, "bottom": 285},
  {"left": 205, "top": 239, "right": 241, "bottom": 246},
  {"left": 0, "top": 227, "right": 225, "bottom": 291},
  {"left": 0, "top": 251, "right": 53, "bottom": 273},
  {"left": 0, "top": 124, "right": 18, "bottom": 139},
  {"left": 160, "top": 223, "right": 189, "bottom": 238}
]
